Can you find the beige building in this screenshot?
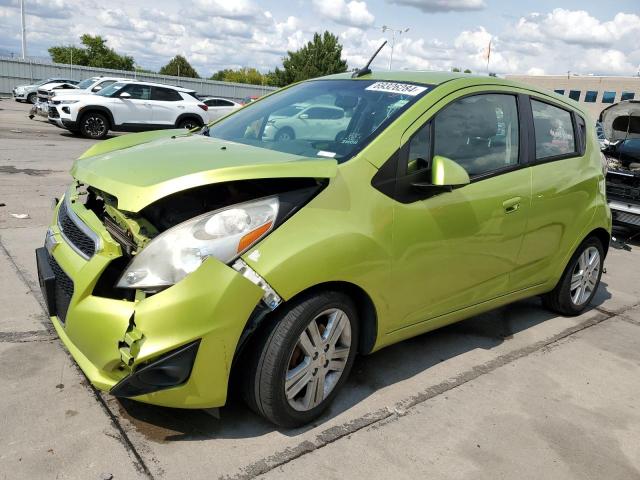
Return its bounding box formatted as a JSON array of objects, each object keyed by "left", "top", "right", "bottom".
[{"left": 505, "top": 74, "right": 640, "bottom": 120}]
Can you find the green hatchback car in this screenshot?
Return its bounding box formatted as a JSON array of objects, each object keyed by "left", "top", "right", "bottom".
[{"left": 36, "top": 72, "right": 611, "bottom": 427}]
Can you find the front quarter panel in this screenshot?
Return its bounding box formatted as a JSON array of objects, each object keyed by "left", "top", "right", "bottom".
[{"left": 243, "top": 159, "right": 394, "bottom": 349}]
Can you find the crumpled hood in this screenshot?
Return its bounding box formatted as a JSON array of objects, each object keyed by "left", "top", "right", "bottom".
[{"left": 72, "top": 133, "right": 337, "bottom": 212}]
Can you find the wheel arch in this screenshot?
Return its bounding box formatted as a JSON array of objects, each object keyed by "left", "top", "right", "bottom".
[
  {"left": 588, "top": 227, "right": 611, "bottom": 259},
  {"left": 232, "top": 280, "right": 378, "bottom": 370},
  {"left": 78, "top": 106, "right": 114, "bottom": 128},
  {"left": 175, "top": 113, "right": 204, "bottom": 128}
]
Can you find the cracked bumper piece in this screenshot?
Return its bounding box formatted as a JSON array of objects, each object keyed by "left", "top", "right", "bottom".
[
  {"left": 111, "top": 340, "right": 200, "bottom": 398},
  {"left": 40, "top": 208, "right": 265, "bottom": 408}
]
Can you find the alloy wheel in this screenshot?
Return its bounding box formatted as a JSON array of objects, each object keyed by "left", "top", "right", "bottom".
[
  {"left": 85, "top": 116, "right": 106, "bottom": 138},
  {"left": 569, "top": 246, "right": 600, "bottom": 306},
  {"left": 285, "top": 308, "right": 352, "bottom": 411}
]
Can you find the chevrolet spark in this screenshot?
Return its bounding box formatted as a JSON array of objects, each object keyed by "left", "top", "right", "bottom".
[{"left": 36, "top": 72, "right": 611, "bottom": 427}]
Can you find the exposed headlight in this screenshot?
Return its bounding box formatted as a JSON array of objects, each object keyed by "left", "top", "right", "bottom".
[{"left": 116, "top": 196, "right": 279, "bottom": 289}]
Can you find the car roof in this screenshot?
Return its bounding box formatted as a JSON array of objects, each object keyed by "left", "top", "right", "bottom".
[
  {"left": 114, "top": 80, "right": 195, "bottom": 93},
  {"left": 322, "top": 70, "right": 587, "bottom": 116}
]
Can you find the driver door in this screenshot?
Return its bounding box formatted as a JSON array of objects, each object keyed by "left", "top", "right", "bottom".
[
  {"left": 387, "top": 91, "right": 532, "bottom": 332},
  {"left": 110, "top": 83, "right": 152, "bottom": 125}
]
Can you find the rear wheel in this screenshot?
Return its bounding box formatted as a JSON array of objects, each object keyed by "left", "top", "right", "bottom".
[
  {"left": 27, "top": 92, "right": 36, "bottom": 104},
  {"left": 542, "top": 236, "right": 604, "bottom": 316},
  {"left": 242, "top": 291, "right": 358, "bottom": 427},
  {"left": 178, "top": 117, "right": 202, "bottom": 130},
  {"left": 80, "top": 112, "right": 109, "bottom": 139}
]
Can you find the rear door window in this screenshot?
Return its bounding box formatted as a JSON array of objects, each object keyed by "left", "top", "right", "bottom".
[
  {"left": 531, "top": 99, "right": 576, "bottom": 160},
  {"left": 151, "top": 87, "right": 182, "bottom": 101}
]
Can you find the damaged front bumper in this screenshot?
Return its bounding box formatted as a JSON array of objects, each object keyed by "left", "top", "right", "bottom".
[{"left": 37, "top": 192, "right": 266, "bottom": 408}]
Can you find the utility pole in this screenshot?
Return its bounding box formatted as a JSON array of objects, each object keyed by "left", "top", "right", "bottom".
[
  {"left": 381, "top": 25, "right": 409, "bottom": 70},
  {"left": 20, "top": 0, "right": 27, "bottom": 59}
]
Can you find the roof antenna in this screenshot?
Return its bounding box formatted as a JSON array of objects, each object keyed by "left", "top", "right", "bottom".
[{"left": 352, "top": 41, "right": 387, "bottom": 78}]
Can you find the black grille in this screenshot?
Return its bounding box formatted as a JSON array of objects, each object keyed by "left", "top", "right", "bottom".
[
  {"left": 58, "top": 201, "right": 96, "bottom": 258},
  {"left": 48, "top": 255, "right": 74, "bottom": 323},
  {"left": 49, "top": 106, "right": 60, "bottom": 118}
]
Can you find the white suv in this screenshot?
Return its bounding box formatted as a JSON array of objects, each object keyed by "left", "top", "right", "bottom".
[{"left": 48, "top": 81, "right": 209, "bottom": 139}]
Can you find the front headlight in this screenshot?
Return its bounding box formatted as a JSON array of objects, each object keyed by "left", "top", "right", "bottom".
[
  {"left": 116, "top": 196, "right": 279, "bottom": 289},
  {"left": 16, "top": 86, "right": 25, "bottom": 93},
  {"left": 58, "top": 99, "right": 78, "bottom": 104}
]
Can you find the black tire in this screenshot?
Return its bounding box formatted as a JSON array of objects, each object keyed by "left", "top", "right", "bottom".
[
  {"left": 542, "top": 236, "right": 604, "bottom": 316},
  {"left": 177, "top": 117, "right": 203, "bottom": 130},
  {"left": 275, "top": 127, "right": 295, "bottom": 142},
  {"left": 242, "top": 291, "right": 359, "bottom": 427},
  {"left": 79, "top": 112, "right": 109, "bottom": 139},
  {"left": 27, "top": 92, "right": 36, "bottom": 104}
]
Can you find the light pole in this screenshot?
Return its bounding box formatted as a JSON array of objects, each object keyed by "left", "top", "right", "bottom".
[
  {"left": 381, "top": 25, "right": 409, "bottom": 70},
  {"left": 20, "top": 0, "right": 27, "bottom": 59}
]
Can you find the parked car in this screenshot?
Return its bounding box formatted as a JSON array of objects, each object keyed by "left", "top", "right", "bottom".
[
  {"left": 600, "top": 100, "right": 640, "bottom": 229},
  {"left": 13, "top": 77, "right": 79, "bottom": 104},
  {"left": 34, "top": 77, "right": 132, "bottom": 119},
  {"left": 262, "top": 104, "right": 350, "bottom": 142},
  {"left": 36, "top": 72, "right": 611, "bottom": 428},
  {"left": 34, "top": 81, "right": 80, "bottom": 118},
  {"left": 239, "top": 95, "right": 260, "bottom": 105},
  {"left": 201, "top": 97, "right": 242, "bottom": 121},
  {"left": 50, "top": 76, "right": 130, "bottom": 99},
  {"left": 48, "top": 81, "right": 209, "bottom": 139}
]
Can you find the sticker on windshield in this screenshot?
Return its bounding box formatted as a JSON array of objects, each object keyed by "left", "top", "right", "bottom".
[
  {"left": 317, "top": 151, "right": 336, "bottom": 158},
  {"left": 365, "top": 82, "right": 427, "bottom": 96}
]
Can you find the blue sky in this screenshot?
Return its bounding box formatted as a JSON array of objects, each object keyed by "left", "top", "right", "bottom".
[{"left": 0, "top": 0, "right": 639, "bottom": 77}]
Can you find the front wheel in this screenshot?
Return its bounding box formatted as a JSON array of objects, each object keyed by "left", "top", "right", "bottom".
[
  {"left": 243, "top": 291, "right": 358, "bottom": 427},
  {"left": 80, "top": 112, "right": 109, "bottom": 139},
  {"left": 27, "top": 92, "right": 36, "bottom": 104},
  {"left": 543, "top": 236, "right": 604, "bottom": 316}
]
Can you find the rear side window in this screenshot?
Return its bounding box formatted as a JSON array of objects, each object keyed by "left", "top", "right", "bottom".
[
  {"left": 433, "top": 94, "right": 519, "bottom": 177},
  {"left": 152, "top": 87, "right": 182, "bottom": 101},
  {"left": 602, "top": 91, "right": 616, "bottom": 104},
  {"left": 531, "top": 99, "right": 576, "bottom": 160}
]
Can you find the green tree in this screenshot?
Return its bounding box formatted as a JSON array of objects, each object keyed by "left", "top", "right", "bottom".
[
  {"left": 210, "top": 67, "right": 274, "bottom": 85},
  {"left": 271, "top": 31, "right": 347, "bottom": 87},
  {"left": 464, "top": 68, "right": 472, "bottom": 73},
  {"left": 48, "top": 34, "right": 134, "bottom": 70},
  {"left": 451, "top": 67, "right": 461, "bottom": 72},
  {"left": 159, "top": 55, "right": 200, "bottom": 78}
]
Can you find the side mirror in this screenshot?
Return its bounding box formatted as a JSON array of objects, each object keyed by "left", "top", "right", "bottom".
[
  {"left": 119, "top": 92, "right": 131, "bottom": 99},
  {"left": 92, "top": 86, "right": 102, "bottom": 92},
  {"left": 299, "top": 113, "right": 309, "bottom": 120},
  {"left": 412, "top": 155, "right": 470, "bottom": 192}
]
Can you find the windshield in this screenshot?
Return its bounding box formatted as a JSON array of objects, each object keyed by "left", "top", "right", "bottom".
[
  {"left": 96, "top": 82, "right": 126, "bottom": 97},
  {"left": 208, "top": 79, "right": 431, "bottom": 161},
  {"left": 77, "top": 78, "right": 98, "bottom": 89}
]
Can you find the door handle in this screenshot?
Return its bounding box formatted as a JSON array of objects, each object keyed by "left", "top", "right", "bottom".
[{"left": 502, "top": 196, "right": 521, "bottom": 214}]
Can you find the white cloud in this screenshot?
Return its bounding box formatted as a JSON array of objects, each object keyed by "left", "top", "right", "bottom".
[
  {"left": 0, "top": 1, "right": 638, "bottom": 78},
  {"left": 515, "top": 9, "right": 640, "bottom": 47},
  {"left": 191, "top": 0, "right": 260, "bottom": 19},
  {"left": 386, "top": 0, "right": 485, "bottom": 13},
  {"left": 312, "top": 0, "right": 375, "bottom": 28}
]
